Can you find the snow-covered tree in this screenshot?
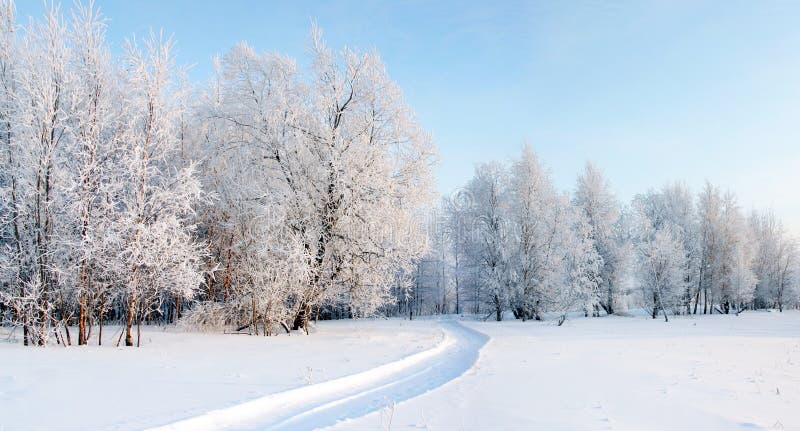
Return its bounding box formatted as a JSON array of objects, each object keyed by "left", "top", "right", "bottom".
[
  {"left": 0, "top": 0, "right": 20, "bottom": 336},
  {"left": 465, "top": 162, "right": 510, "bottom": 321},
  {"left": 633, "top": 183, "right": 699, "bottom": 313},
  {"left": 443, "top": 190, "right": 475, "bottom": 315},
  {"left": 555, "top": 206, "right": 603, "bottom": 324},
  {"left": 1, "top": 2, "right": 208, "bottom": 347},
  {"left": 715, "top": 191, "right": 755, "bottom": 313},
  {"left": 750, "top": 210, "right": 797, "bottom": 311},
  {"left": 4, "top": 3, "right": 74, "bottom": 345},
  {"left": 696, "top": 181, "right": 722, "bottom": 314},
  {"left": 62, "top": 2, "right": 121, "bottom": 345},
  {"left": 406, "top": 206, "right": 453, "bottom": 318},
  {"left": 695, "top": 184, "right": 755, "bottom": 314},
  {"left": 193, "top": 28, "right": 435, "bottom": 332},
  {"left": 775, "top": 241, "right": 798, "bottom": 311},
  {"left": 508, "top": 146, "right": 596, "bottom": 321},
  {"left": 114, "top": 33, "right": 206, "bottom": 346},
  {"left": 573, "top": 161, "right": 627, "bottom": 314},
  {"left": 291, "top": 28, "right": 435, "bottom": 326},
  {"left": 634, "top": 217, "right": 687, "bottom": 321}
]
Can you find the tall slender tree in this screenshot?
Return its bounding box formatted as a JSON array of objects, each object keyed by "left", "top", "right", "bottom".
[{"left": 573, "top": 162, "right": 625, "bottom": 314}]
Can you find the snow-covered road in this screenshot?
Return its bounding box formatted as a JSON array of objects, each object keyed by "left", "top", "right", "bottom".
[{"left": 145, "top": 321, "right": 488, "bottom": 431}]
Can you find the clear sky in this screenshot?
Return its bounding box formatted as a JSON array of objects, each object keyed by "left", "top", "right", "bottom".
[{"left": 16, "top": 1, "right": 800, "bottom": 234}]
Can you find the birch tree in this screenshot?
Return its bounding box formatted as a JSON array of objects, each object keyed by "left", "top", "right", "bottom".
[
  {"left": 443, "top": 191, "right": 473, "bottom": 315},
  {"left": 750, "top": 210, "right": 797, "bottom": 311},
  {"left": 636, "top": 224, "right": 687, "bottom": 321},
  {"left": 6, "top": 3, "right": 73, "bottom": 345},
  {"left": 0, "top": 0, "right": 22, "bottom": 337},
  {"left": 573, "top": 161, "right": 626, "bottom": 314},
  {"left": 716, "top": 191, "right": 755, "bottom": 313},
  {"left": 634, "top": 183, "right": 699, "bottom": 313},
  {"left": 466, "top": 162, "right": 510, "bottom": 321},
  {"left": 508, "top": 146, "right": 574, "bottom": 320},
  {"left": 116, "top": 33, "right": 205, "bottom": 346},
  {"left": 633, "top": 195, "right": 688, "bottom": 321},
  {"left": 63, "top": 1, "right": 121, "bottom": 345}
]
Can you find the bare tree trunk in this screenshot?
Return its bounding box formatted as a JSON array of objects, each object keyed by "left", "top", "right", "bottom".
[
  {"left": 454, "top": 254, "right": 460, "bottom": 315},
  {"left": 6, "top": 121, "right": 29, "bottom": 345},
  {"left": 174, "top": 296, "right": 182, "bottom": 322},
  {"left": 136, "top": 309, "right": 142, "bottom": 348},
  {"left": 292, "top": 303, "right": 311, "bottom": 334},
  {"left": 63, "top": 320, "right": 72, "bottom": 346},
  {"left": 251, "top": 296, "right": 258, "bottom": 336},
  {"left": 223, "top": 235, "right": 234, "bottom": 301},
  {"left": 652, "top": 291, "right": 659, "bottom": 319},
  {"left": 86, "top": 310, "right": 92, "bottom": 343},
  {"left": 124, "top": 295, "right": 135, "bottom": 347},
  {"left": 98, "top": 292, "right": 105, "bottom": 346},
  {"left": 78, "top": 291, "right": 87, "bottom": 345}
]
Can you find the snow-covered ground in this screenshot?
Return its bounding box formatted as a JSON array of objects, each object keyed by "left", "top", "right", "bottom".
[
  {"left": 331, "top": 311, "right": 800, "bottom": 431},
  {"left": 2, "top": 312, "right": 799, "bottom": 431},
  {"left": 0, "top": 320, "right": 442, "bottom": 431}
]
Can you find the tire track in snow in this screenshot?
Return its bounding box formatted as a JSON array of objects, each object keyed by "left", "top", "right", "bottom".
[{"left": 145, "top": 321, "right": 488, "bottom": 431}]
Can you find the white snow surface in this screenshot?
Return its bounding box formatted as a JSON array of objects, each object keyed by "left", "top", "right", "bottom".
[
  {"left": 2, "top": 312, "right": 800, "bottom": 431},
  {"left": 0, "top": 319, "right": 442, "bottom": 431},
  {"left": 329, "top": 311, "right": 800, "bottom": 431},
  {"left": 147, "top": 321, "right": 486, "bottom": 431}
]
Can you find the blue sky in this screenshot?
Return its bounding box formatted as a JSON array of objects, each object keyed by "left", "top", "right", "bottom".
[{"left": 17, "top": 1, "right": 800, "bottom": 233}]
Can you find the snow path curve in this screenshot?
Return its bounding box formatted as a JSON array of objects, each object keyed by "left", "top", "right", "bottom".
[{"left": 145, "top": 321, "right": 488, "bottom": 431}]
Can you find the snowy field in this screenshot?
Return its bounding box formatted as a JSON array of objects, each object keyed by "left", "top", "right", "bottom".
[
  {"left": 2, "top": 312, "right": 800, "bottom": 431},
  {"left": 332, "top": 312, "right": 800, "bottom": 431},
  {"left": 0, "top": 320, "right": 442, "bottom": 431}
]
